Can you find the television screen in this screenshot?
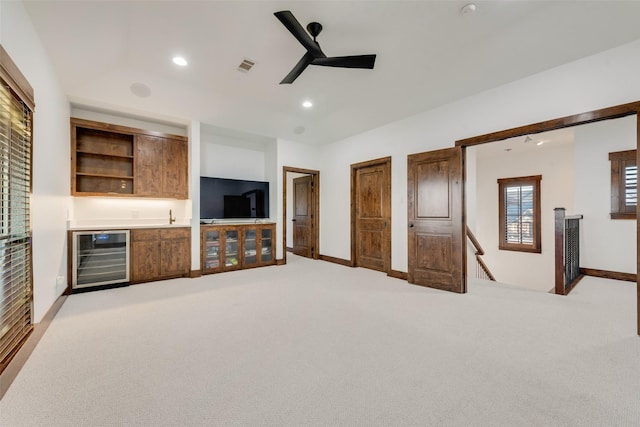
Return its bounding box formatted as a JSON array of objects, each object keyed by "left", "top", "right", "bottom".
[{"left": 200, "top": 177, "right": 269, "bottom": 220}]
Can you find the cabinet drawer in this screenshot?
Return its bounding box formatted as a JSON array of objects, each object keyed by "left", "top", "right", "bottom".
[
  {"left": 161, "top": 228, "right": 190, "bottom": 240},
  {"left": 131, "top": 229, "right": 160, "bottom": 241}
]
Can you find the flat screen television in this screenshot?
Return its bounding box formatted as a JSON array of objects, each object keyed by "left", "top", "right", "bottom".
[{"left": 200, "top": 177, "right": 270, "bottom": 220}]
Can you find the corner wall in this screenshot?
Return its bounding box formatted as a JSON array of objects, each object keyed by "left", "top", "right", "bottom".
[
  {"left": 1, "top": 1, "right": 71, "bottom": 322},
  {"left": 574, "top": 115, "right": 637, "bottom": 274}
]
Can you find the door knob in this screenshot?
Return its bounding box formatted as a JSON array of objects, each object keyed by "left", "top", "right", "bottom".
[
  {"left": 292, "top": 219, "right": 297, "bottom": 221},
  {"left": 409, "top": 223, "right": 414, "bottom": 228}
]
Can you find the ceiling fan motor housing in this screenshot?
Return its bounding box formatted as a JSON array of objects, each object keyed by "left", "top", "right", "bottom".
[{"left": 307, "top": 22, "right": 323, "bottom": 39}]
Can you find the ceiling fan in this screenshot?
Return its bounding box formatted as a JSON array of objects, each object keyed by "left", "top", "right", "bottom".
[{"left": 274, "top": 10, "right": 377, "bottom": 84}]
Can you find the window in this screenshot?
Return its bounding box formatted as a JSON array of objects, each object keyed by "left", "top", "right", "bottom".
[
  {"left": 609, "top": 149, "right": 636, "bottom": 219},
  {"left": 0, "top": 45, "right": 34, "bottom": 374},
  {"left": 498, "top": 175, "right": 541, "bottom": 253}
]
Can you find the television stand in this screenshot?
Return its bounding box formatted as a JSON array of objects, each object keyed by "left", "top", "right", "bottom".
[{"left": 201, "top": 223, "right": 275, "bottom": 273}]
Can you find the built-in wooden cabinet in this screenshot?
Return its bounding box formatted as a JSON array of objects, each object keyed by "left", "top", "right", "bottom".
[
  {"left": 201, "top": 223, "right": 275, "bottom": 274},
  {"left": 135, "top": 134, "right": 188, "bottom": 199},
  {"left": 71, "top": 118, "right": 188, "bottom": 198},
  {"left": 130, "top": 227, "right": 191, "bottom": 283}
]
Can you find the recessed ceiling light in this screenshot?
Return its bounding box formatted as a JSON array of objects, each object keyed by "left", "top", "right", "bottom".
[
  {"left": 302, "top": 100, "right": 313, "bottom": 108},
  {"left": 172, "top": 56, "right": 188, "bottom": 66},
  {"left": 537, "top": 141, "right": 545, "bottom": 146}
]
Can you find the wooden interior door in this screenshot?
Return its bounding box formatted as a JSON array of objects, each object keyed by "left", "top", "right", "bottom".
[
  {"left": 408, "top": 147, "right": 465, "bottom": 293},
  {"left": 352, "top": 158, "right": 391, "bottom": 273},
  {"left": 293, "top": 175, "right": 313, "bottom": 257}
]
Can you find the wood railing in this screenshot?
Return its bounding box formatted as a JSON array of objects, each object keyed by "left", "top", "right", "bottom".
[
  {"left": 466, "top": 226, "right": 496, "bottom": 281},
  {"left": 554, "top": 208, "right": 584, "bottom": 295}
]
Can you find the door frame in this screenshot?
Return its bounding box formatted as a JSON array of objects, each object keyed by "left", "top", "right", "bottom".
[
  {"left": 350, "top": 156, "right": 392, "bottom": 273},
  {"left": 455, "top": 100, "right": 640, "bottom": 335},
  {"left": 282, "top": 166, "right": 320, "bottom": 264}
]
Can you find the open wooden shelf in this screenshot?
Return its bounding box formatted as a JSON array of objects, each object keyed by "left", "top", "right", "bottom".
[
  {"left": 76, "top": 173, "right": 134, "bottom": 179},
  {"left": 71, "top": 118, "right": 188, "bottom": 198},
  {"left": 76, "top": 150, "right": 134, "bottom": 159}
]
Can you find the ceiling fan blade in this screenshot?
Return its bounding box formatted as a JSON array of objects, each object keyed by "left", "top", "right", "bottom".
[
  {"left": 280, "top": 52, "right": 315, "bottom": 84},
  {"left": 311, "top": 55, "right": 376, "bottom": 69},
  {"left": 274, "top": 11, "right": 325, "bottom": 58}
]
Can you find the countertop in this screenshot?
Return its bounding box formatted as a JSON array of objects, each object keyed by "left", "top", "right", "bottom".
[
  {"left": 67, "top": 223, "right": 191, "bottom": 231},
  {"left": 67, "top": 220, "right": 275, "bottom": 231}
]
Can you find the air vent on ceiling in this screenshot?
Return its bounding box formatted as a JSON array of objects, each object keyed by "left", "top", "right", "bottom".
[{"left": 237, "top": 58, "right": 256, "bottom": 73}]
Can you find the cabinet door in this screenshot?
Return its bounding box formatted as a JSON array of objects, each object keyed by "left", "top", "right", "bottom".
[
  {"left": 202, "top": 229, "right": 222, "bottom": 273},
  {"left": 260, "top": 227, "right": 274, "bottom": 264},
  {"left": 131, "top": 240, "right": 160, "bottom": 283},
  {"left": 163, "top": 138, "right": 188, "bottom": 199},
  {"left": 222, "top": 229, "right": 241, "bottom": 271},
  {"left": 160, "top": 238, "right": 190, "bottom": 277},
  {"left": 243, "top": 228, "right": 258, "bottom": 267},
  {"left": 135, "top": 135, "right": 163, "bottom": 196}
]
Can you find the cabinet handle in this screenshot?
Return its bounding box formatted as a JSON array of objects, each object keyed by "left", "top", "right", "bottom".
[{"left": 291, "top": 219, "right": 297, "bottom": 221}]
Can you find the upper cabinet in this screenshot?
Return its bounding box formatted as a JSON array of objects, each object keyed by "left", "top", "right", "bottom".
[{"left": 71, "top": 118, "right": 188, "bottom": 199}]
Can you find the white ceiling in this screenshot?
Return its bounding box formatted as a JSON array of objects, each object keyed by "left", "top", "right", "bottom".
[
  {"left": 23, "top": 1, "right": 640, "bottom": 144},
  {"left": 473, "top": 127, "right": 575, "bottom": 159}
]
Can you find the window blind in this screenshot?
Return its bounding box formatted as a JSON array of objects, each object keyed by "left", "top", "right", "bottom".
[
  {"left": 504, "top": 184, "right": 534, "bottom": 244},
  {"left": 624, "top": 164, "right": 637, "bottom": 207},
  {"left": 0, "top": 80, "right": 33, "bottom": 373}
]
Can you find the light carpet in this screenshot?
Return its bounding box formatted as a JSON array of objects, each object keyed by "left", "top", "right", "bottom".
[{"left": 1, "top": 254, "right": 639, "bottom": 426}]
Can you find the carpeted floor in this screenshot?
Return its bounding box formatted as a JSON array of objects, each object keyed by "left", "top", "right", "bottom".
[{"left": 1, "top": 254, "right": 639, "bottom": 426}]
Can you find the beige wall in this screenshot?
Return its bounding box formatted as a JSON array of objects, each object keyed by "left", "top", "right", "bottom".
[{"left": 472, "top": 141, "right": 574, "bottom": 291}]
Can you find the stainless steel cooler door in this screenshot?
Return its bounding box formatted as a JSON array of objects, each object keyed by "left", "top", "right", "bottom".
[{"left": 72, "top": 230, "right": 130, "bottom": 289}]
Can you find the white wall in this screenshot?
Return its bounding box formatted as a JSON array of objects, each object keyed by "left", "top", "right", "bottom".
[
  {"left": 200, "top": 133, "right": 266, "bottom": 181},
  {"left": 472, "top": 143, "right": 574, "bottom": 291},
  {"left": 1, "top": 1, "right": 71, "bottom": 322},
  {"left": 319, "top": 39, "right": 640, "bottom": 274},
  {"left": 263, "top": 138, "right": 278, "bottom": 224},
  {"left": 70, "top": 107, "right": 187, "bottom": 136},
  {"left": 189, "top": 120, "right": 201, "bottom": 271},
  {"left": 574, "top": 116, "right": 637, "bottom": 273}
]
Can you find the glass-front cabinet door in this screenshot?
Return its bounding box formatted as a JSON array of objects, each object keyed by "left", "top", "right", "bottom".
[
  {"left": 201, "top": 224, "right": 276, "bottom": 275},
  {"left": 223, "top": 229, "right": 240, "bottom": 270},
  {"left": 261, "top": 228, "right": 273, "bottom": 264},
  {"left": 244, "top": 229, "right": 257, "bottom": 266},
  {"left": 203, "top": 230, "right": 221, "bottom": 273}
]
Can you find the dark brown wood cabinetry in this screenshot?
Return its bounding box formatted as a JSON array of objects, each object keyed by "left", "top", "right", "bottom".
[
  {"left": 131, "top": 227, "right": 191, "bottom": 283},
  {"left": 71, "top": 118, "right": 188, "bottom": 198},
  {"left": 134, "top": 134, "right": 188, "bottom": 198},
  {"left": 201, "top": 223, "right": 275, "bottom": 274}
]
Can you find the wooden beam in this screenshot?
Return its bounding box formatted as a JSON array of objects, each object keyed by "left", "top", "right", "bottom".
[{"left": 456, "top": 101, "right": 640, "bottom": 148}]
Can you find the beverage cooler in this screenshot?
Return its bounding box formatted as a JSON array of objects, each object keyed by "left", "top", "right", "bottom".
[{"left": 72, "top": 230, "right": 130, "bottom": 290}]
